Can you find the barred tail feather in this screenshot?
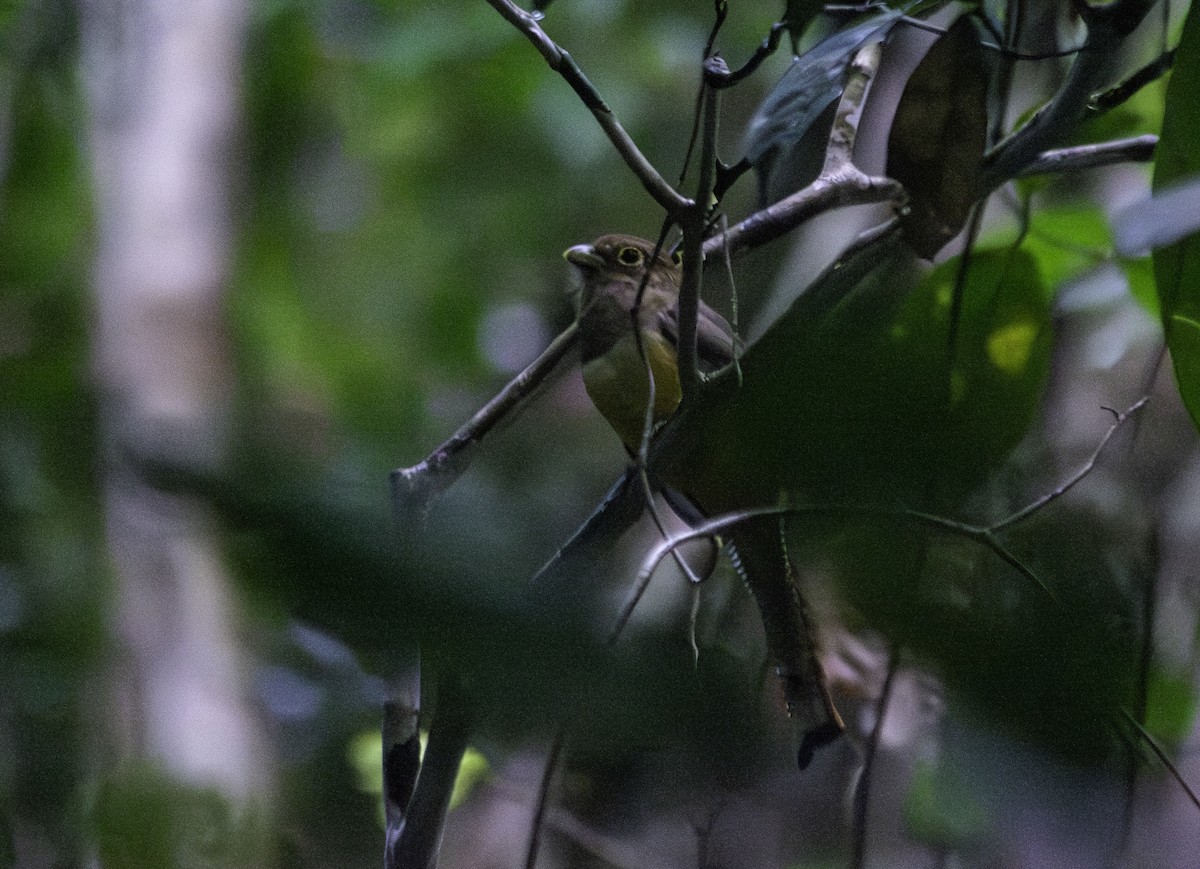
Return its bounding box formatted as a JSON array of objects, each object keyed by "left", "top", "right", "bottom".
[{"left": 726, "top": 517, "right": 843, "bottom": 768}]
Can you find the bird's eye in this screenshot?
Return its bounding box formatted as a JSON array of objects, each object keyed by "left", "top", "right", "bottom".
[
  {"left": 670, "top": 250, "right": 684, "bottom": 267},
  {"left": 616, "top": 246, "right": 644, "bottom": 266}
]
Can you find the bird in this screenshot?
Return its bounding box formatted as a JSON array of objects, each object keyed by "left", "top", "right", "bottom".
[
  {"left": 564, "top": 234, "right": 737, "bottom": 453},
  {"left": 564, "top": 233, "right": 844, "bottom": 768}
]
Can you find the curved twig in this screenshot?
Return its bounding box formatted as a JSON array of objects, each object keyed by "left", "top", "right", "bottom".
[{"left": 990, "top": 397, "right": 1149, "bottom": 532}]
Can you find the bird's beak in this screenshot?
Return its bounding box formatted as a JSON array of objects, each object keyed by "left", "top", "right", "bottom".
[{"left": 563, "top": 243, "right": 604, "bottom": 271}]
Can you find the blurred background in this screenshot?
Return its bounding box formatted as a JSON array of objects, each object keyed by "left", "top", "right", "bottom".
[{"left": 2, "top": 0, "right": 1198, "bottom": 867}]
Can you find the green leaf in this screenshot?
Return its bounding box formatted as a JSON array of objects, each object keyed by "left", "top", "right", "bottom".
[
  {"left": 1020, "top": 207, "right": 1110, "bottom": 291},
  {"left": 1145, "top": 665, "right": 1199, "bottom": 742},
  {"left": 653, "top": 233, "right": 925, "bottom": 511},
  {"left": 655, "top": 233, "right": 1050, "bottom": 515},
  {"left": 905, "top": 759, "right": 991, "bottom": 850},
  {"left": 1153, "top": 5, "right": 1200, "bottom": 432},
  {"left": 1167, "top": 314, "right": 1200, "bottom": 414},
  {"left": 892, "top": 245, "right": 1052, "bottom": 499}
]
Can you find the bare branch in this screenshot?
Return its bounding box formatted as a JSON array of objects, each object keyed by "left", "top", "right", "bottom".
[
  {"left": 638, "top": 502, "right": 1060, "bottom": 604},
  {"left": 523, "top": 732, "right": 567, "bottom": 869},
  {"left": 1014, "top": 134, "right": 1157, "bottom": 179},
  {"left": 678, "top": 71, "right": 722, "bottom": 401},
  {"left": 990, "top": 397, "right": 1149, "bottom": 533},
  {"left": 392, "top": 322, "right": 578, "bottom": 517},
  {"left": 1122, "top": 711, "right": 1200, "bottom": 813},
  {"left": 703, "top": 170, "right": 904, "bottom": 260},
  {"left": 1091, "top": 47, "right": 1175, "bottom": 113},
  {"left": 704, "top": 39, "right": 902, "bottom": 260},
  {"left": 851, "top": 646, "right": 899, "bottom": 869},
  {"left": 822, "top": 41, "right": 880, "bottom": 176},
  {"left": 980, "top": 0, "right": 1159, "bottom": 190},
  {"left": 704, "top": 21, "right": 788, "bottom": 89},
  {"left": 484, "top": 0, "right": 691, "bottom": 215}
]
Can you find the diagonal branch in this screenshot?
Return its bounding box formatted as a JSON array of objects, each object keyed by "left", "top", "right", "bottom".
[
  {"left": 1121, "top": 711, "right": 1200, "bottom": 812},
  {"left": 1013, "top": 134, "right": 1157, "bottom": 179},
  {"left": 391, "top": 322, "right": 578, "bottom": 518},
  {"left": 484, "top": 0, "right": 690, "bottom": 215},
  {"left": 990, "top": 397, "right": 1148, "bottom": 533}
]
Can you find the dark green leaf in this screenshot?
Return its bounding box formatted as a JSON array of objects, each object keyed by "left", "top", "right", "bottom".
[
  {"left": 653, "top": 236, "right": 1050, "bottom": 514},
  {"left": 743, "top": 11, "right": 903, "bottom": 202},
  {"left": 1153, "top": 5, "right": 1200, "bottom": 432},
  {"left": 782, "top": 0, "right": 825, "bottom": 45},
  {"left": 888, "top": 14, "right": 990, "bottom": 258},
  {"left": 653, "top": 232, "right": 924, "bottom": 511}
]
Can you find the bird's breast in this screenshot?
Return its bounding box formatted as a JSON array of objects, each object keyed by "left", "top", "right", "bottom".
[{"left": 581, "top": 330, "right": 682, "bottom": 452}]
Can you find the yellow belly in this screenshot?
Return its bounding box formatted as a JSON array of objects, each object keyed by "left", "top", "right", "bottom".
[{"left": 582, "top": 331, "right": 682, "bottom": 451}]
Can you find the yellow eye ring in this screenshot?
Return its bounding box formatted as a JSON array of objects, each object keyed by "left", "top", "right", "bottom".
[
  {"left": 617, "top": 246, "right": 645, "bottom": 266},
  {"left": 670, "top": 250, "right": 684, "bottom": 267}
]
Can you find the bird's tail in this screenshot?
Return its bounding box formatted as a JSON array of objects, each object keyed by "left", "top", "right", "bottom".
[{"left": 726, "top": 516, "right": 844, "bottom": 768}]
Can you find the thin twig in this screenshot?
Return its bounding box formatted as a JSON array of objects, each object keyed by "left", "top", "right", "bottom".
[
  {"left": 637, "top": 466, "right": 708, "bottom": 591},
  {"left": 524, "top": 730, "right": 567, "bottom": 869},
  {"left": 633, "top": 224, "right": 677, "bottom": 462},
  {"left": 607, "top": 484, "right": 674, "bottom": 649},
  {"left": 705, "top": 21, "right": 787, "bottom": 89},
  {"left": 641, "top": 399, "right": 1149, "bottom": 604},
  {"left": 703, "top": 170, "right": 904, "bottom": 260},
  {"left": 990, "top": 397, "right": 1149, "bottom": 532},
  {"left": 704, "top": 39, "right": 902, "bottom": 260},
  {"left": 1121, "top": 711, "right": 1200, "bottom": 812},
  {"left": 678, "top": 72, "right": 721, "bottom": 400},
  {"left": 484, "top": 0, "right": 690, "bottom": 214},
  {"left": 1090, "top": 48, "right": 1176, "bottom": 113},
  {"left": 678, "top": 1, "right": 728, "bottom": 192},
  {"left": 643, "top": 492, "right": 1065, "bottom": 600},
  {"left": 1119, "top": 527, "right": 1161, "bottom": 854},
  {"left": 636, "top": 502, "right": 1060, "bottom": 603},
  {"left": 851, "top": 646, "right": 900, "bottom": 869}
]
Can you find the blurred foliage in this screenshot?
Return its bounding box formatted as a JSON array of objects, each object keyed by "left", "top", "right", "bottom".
[
  {"left": 1, "top": 0, "right": 1198, "bottom": 866},
  {"left": 93, "top": 763, "right": 271, "bottom": 869},
  {"left": 905, "top": 758, "right": 991, "bottom": 852},
  {"left": 0, "top": 0, "right": 105, "bottom": 862}
]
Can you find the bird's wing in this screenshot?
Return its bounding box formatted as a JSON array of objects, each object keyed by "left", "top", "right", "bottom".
[{"left": 657, "top": 302, "right": 737, "bottom": 372}]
